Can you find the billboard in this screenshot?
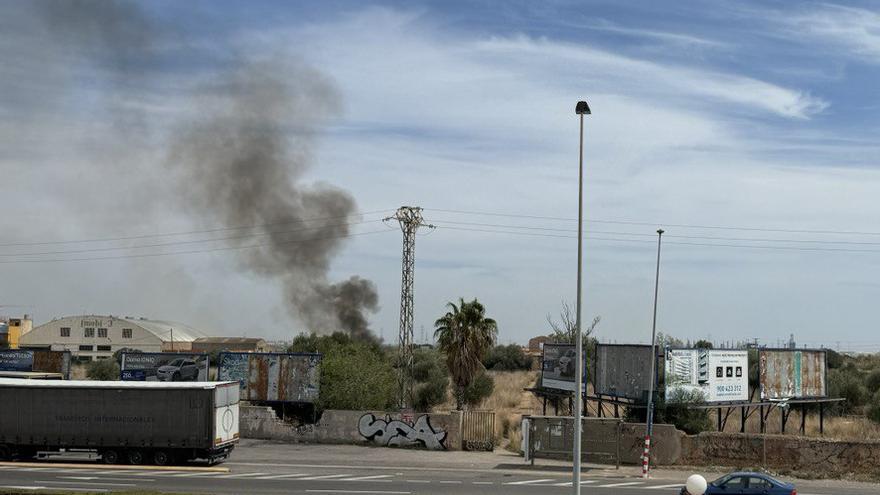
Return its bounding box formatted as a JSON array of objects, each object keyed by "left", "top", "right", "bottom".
[
  {"left": 0, "top": 350, "right": 71, "bottom": 378},
  {"left": 665, "top": 349, "right": 748, "bottom": 403},
  {"left": 218, "top": 352, "right": 321, "bottom": 403},
  {"left": 120, "top": 352, "right": 209, "bottom": 381},
  {"left": 593, "top": 344, "right": 658, "bottom": 401},
  {"left": 540, "top": 343, "right": 585, "bottom": 392},
  {"left": 760, "top": 349, "right": 827, "bottom": 399}
]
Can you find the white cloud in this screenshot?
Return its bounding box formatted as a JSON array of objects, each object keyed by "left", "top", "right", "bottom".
[{"left": 790, "top": 4, "right": 880, "bottom": 63}]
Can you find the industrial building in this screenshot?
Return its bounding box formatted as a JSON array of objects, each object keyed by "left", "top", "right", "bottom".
[
  {"left": 19, "top": 315, "right": 209, "bottom": 361},
  {"left": 191, "top": 337, "right": 270, "bottom": 354}
]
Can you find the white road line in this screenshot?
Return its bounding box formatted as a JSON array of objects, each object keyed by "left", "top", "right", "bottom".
[
  {"left": 1, "top": 487, "right": 46, "bottom": 491},
  {"left": 215, "top": 472, "right": 270, "bottom": 479},
  {"left": 553, "top": 480, "right": 599, "bottom": 486},
  {"left": 131, "top": 470, "right": 186, "bottom": 476},
  {"left": 40, "top": 480, "right": 138, "bottom": 487},
  {"left": 298, "top": 473, "right": 353, "bottom": 480},
  {"left": 61, "top": 476, "right": 153, "bottom": 482},
  {"left": 438, "top": 480, "right": 462, "bottom": 484},
  {"left": 171, "top": 471, "right": 224, "bottom": 477},
  {"left": 405, "top": 480, "right": 431, "bottom": 483},
  {"left": 341, "top": 475, "right": 394, "bottom": 481},
  {"left": 305, "top": 491, "right": 411, "bottom": 495},
  {"left": 472, "top": 481, "right": 494, "bottom": 485},
  {"left": 11, "top": 467, "right": 55, "bottom": 472},
  {"left": 644, "top": 483, "right": 684, "bottom": 490},
  {"left": 506, "top": 478, "right": 556, "bottom": 485},
  {"left": 598, "top": 481, "right": 646, "bottom": 488},
  {"left": 253, "top": 473, "right": 312, "bottom": 480}
]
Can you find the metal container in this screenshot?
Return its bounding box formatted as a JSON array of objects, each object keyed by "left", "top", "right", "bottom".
[
  {"left": 593, "top": 344, "right": 659, "bottom": 401},
  {"left": 218, "top": 352, "right": 321, "bottom": 403},
  {"left": 759, "top": 349, "right": 827, "bottom": 399},
  {"left": 0, "top": 378, "right": 239, "bottom": 463}
]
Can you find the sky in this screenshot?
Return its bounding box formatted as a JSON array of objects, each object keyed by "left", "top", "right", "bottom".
[{"left": 1, "top": 1, "right": 880, "bottom": 351}]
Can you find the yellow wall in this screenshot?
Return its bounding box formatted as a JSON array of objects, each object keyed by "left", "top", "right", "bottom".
[{"left": 6, "top": 317, "right": 32, "bottom": 350}]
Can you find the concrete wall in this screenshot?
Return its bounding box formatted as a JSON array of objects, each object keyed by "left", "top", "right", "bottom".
[
  {"left": 681, "top": 432, "right": 880, "bottom": 478},
  {"left": 241, "top": 406, "right": 463, "bottom": 451}
]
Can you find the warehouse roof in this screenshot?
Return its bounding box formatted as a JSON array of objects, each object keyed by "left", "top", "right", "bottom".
[{"left": 120, "top": 317, "right": 208, "bottom": 342}]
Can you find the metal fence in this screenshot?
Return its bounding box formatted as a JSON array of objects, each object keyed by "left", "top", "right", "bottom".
[
  {"left": 524, "top": 416, "right": 621, "bottom": 468},
  {"left": 462, "top": 410, "right": 495, "bottom": 451}
]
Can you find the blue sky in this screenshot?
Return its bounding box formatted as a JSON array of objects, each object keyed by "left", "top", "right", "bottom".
[{"left": 2, "top": 1, "right": 880, "bottom": 350}]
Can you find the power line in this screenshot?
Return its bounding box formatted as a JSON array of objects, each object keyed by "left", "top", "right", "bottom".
[
  {"left": 0, "top": 220, "right": 381, "bottom": 258},
  {"left": 0, "top": 209, "right": 396, "bottom": 248},
  {"left": 0, "top": 230, "right": 393, "bottom": 264},
  {"left": 425, "top": 207, "right": 880, "bottom": 237}
]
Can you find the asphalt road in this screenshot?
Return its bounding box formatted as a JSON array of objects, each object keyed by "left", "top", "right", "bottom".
[{"left": 0, "top": 441, "right": 877, "bottom": 495}]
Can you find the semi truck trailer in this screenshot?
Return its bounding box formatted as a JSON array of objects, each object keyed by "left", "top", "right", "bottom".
[{"left": 0, "top": 378, "right": 239, "bottom": 465}]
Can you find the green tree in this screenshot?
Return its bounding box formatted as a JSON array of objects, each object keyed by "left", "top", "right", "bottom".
[
  {"left": 87, "top": 359, "right": 120, "bottom": 381},
  {"left": 434, "top": 298, "right": 498, "bottom": 410},
  {"left": 483, "top": 344, "right": 532, "bottom": 371},
  {"left": 289, "top": 332, "right": 396, "bottom": 411},
  {"left": 694, "top": 340, "right": 713, "bottom": 349},
  {"left": 866, "top": 369, "right": 880, "bottom": 394},
  {"left": 827, "top": 366, "right": 867, "bottom": 414},
  {"left": 462, "top": 370, "right": 494, "bottom": 407},
  {"left": 412, "top": 347, "right": 449, "bottom": 412},
  {"left": 867, "top": 391, "right": 880, "bottom": 423}
]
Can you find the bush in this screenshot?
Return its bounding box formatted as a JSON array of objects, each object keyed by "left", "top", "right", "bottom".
[
  {"left": 412, "top": 348, "right": 449, "bottom": 412},
  {"left": 662, "top": 389, "right": 712, "bottom": 434},
  {"left": 289, "top": 332, "right": 396, "bottom": 411},
  {"left": 828, "top": 367, "right": 867, "bottom": 414},
  {"left": 87, "top": 359, "right": 120, "bottom": 381},
  {"left": 866, "top": 370, "right": 880, "bottom": 393},
  {"left": 461, "top": 371, "right": 494, "bottom": 407},
  {"left": 483, "top": 344, "right": 532, "bottom": 371},
  {"left": 826, "top": 349, "right": 844, "bottom": 369},
  {"left": 867, "top": 391, "right": 880, "bottom": 423}
]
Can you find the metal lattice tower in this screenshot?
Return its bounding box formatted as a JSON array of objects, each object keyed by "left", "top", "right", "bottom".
[{"left": 385, "top": 206, "right": 433, "bottom": 409}]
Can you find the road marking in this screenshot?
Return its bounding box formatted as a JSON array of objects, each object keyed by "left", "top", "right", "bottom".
[
  {"left": 341, "top": 475, "right": 394, "bottom": 481},
  {"left": 298, "top": 473, "right": 354, "bottom": 480},
  {"left": 171, "top": 471, "right": 224, "bottom": 477},
  {"left": 506, "top": 478, "right": 556, "bottom": 485},
  {"left": 253, "top": 473, "right": 312, "bottom": 480},
  {"left": 0, "top": 487, "right": 45, "bottom": 491},
  {"left": 552, "top": 480, "right": 598, "bottom": 486},
  {"left": 61, "top": 476, "right": 153, "bottom": 482},
  {"left": 472, "top": 481, "right": 494, "bottom": 485},
  {"left": 405, "top": 480, "right": 431, "bottom": 483},
  {"left": 215, "top": 472, "right": 270, "bottom": 479},
  {"left": 438, "top": 480, "right": 462, "bottom": 484},
  {"left": 598, "top": 481, "right": 645, "bottom": 488},
  {"left": 132, "top": 470, "right": 187, "bottom": 476},
  {"left": 40, "top": 480, "right": 138, "bottom": 487},
  {"left": 305, "top": 491, "right": 410, "bottom": 495},
  {"left": 645, "top": 483, "right": 683, "bottom": 490},
  {"left": 12, "top": 467, "right": 56, "bottom": 472}
]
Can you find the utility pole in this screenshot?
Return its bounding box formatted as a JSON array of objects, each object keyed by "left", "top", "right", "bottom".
[
  {"left": 643, "top": 228, "right": 664, "bottom": 479},
  {"left": 385, "top": 206, "right": 434, "bottom": 409}
]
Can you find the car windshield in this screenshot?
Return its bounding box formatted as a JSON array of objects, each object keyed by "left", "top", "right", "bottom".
[{"left": 167, "top": 359, "right": 183, "bottom": 366}]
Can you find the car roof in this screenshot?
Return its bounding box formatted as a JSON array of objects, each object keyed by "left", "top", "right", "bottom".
[{"left": 725, "top": 472, "right": 785, "bottom": 484}]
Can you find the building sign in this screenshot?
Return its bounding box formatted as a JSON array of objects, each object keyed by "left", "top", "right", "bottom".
[
  {"left": 0, "top": 350, "right": 34, "bottom": 372},
  {"left": 540, "top": 343, "right": 585, "bottom": 393},
  {"left": 120, "top": 352, "right": 209, "bottom": 381},
  {"left": 0, "top": 349, "right": 71, "bottom": 378},
  {"left": 760, "top": 349, "right": 827, "bottom": 399},
  {"left": 218, "top": 352, "right": 321, "bottom": 403},
  {"left": 665, "top": 349, "right": 748, "bottom": 403}
]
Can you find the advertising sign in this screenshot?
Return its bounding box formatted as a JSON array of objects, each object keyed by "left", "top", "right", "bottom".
[
  {"left": 665, "top": 349, "right": 748, "bottom": 403},
  {"left": 593, "top": 344, "right": 658, "bottom": 401},
  {"left": 540, "top": 344, "right": 585, "bottom": 392},
  {"left": 120, "top": 352, "right": 209, "bottom": 381},
  {"left": 760, "top": 349, "right": 827, "bottom": 399},
  {"left": 0, "top": 349, "right": 71, "bottom": 378},
  {"left": 218, "top": 352, "right": 321, "bottom": 403}
]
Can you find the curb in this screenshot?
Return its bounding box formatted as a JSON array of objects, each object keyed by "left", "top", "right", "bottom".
[{"left": 0, "top": 461, "right": 229, "bottom": 472}]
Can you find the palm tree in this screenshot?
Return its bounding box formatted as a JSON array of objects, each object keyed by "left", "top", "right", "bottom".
[{"left": 434, "top": 298, "right": 498, "bottom": 410}]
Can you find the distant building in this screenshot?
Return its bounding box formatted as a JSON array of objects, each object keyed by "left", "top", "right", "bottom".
[
  {"left": 191, "top": 337, "right": 270, "bottom": 354},
  {"left": 528, "top": 335, "right": 552, "bottom": 354},
  {"left": 20, "top": 315, "right": 209, "bottom": 361},
  {"left": 5, "top": 315, "right": 33, "bottom": 349}
]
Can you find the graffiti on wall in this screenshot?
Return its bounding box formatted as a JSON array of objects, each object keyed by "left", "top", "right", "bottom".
[{"left": 358, "top": 413, "right": 447, "bottom": 450}]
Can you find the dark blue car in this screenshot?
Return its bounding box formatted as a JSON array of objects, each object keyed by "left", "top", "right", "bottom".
[{"left": 680, "top": 472, "right": 796, "bottom": 495}]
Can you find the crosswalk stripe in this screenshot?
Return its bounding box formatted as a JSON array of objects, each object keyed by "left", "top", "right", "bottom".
[
  {"left": 297, "top": 474, "right": 352, "bottom": 480},
  {"left": 340, "top": 475, "right": 393, "bottom": 481},
  {"left": 254, "top": 473, "right": 312, "bottom": 480},
  {"left": 644, "top": 484, "right": 683, "bottom": 490},
  {"left": 551, "top": 480, "right": 598, "bottom": 487},
  {"left": 598, "top": 481, "right": 646, "bottom": 488},
  {"left": 506, "top": 478, "right": 556, "bottom": 485}
]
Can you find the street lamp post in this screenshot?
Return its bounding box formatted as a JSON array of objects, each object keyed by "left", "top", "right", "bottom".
[
  {"left": 573, "top": 100, "right": 591, "bottom": 495},
  {"left": 642, "top": 228, "right": 664, "bottom": 478}
]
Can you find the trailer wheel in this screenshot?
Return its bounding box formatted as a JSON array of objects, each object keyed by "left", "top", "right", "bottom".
[
  {"left": 101, "top": 449, "right": 120, "bottom": 464},
  {"left": 0, "top": 445, "right": 13, "bottom": 461},
  {"left": 126, "top": 450, "right": 145, "bottom": 465},
  {"left": 152, "top": 450, "right": 173, "bottom": 466}
]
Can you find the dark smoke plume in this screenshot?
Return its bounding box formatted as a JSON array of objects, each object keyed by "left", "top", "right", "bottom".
[
  {"left": 23, "top": 1, "right": 380, "bottom": 339},
  {"left": 167, "top": 61, "right": 380, "bottom": 340}
]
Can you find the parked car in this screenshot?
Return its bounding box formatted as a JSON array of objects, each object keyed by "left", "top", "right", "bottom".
[
  {"left": 156, "top": 358, "right": 200, "bottom": 381},
  {"left": 681, "top": 472, "right": 795, "bottom": 495}
]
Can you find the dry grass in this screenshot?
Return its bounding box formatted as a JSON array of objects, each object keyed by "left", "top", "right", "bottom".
[{"left": 717, "top": 407, "right": 880, "bottom": 440}]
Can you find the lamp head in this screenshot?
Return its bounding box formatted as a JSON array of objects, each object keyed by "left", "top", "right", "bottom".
[{"left": 576, "top": 101, "right": 591, "bottom": 115}]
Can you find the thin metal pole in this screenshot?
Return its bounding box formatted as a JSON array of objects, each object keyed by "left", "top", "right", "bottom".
[
  {"left": 642, "top": 229, "right": 664, "bottom": 478},
  {"left": 572, "top": 112, "right": 585, "bottom": 495}
]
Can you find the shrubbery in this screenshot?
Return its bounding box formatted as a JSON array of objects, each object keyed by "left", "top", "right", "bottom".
[
  {"left": 86, "top": 358, "right": 120, "bottom": 381},
  {"left": 483, "top": 344, "right": 532, "bottom": 371}
]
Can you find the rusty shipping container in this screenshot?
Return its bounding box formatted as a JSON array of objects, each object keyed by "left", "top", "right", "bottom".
[
  {"left": 759, "top": 349, "right": 827, "bottom": 399},
  {"left": 218, "top": 352, "right": 321, "bottom": 403},
  {"left": 593, "top": 344, "right": 659, "bottom": 401}
]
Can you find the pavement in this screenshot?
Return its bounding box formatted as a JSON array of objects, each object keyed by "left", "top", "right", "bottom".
[{"left": 0, "top": 440, "right": 877, "bottom": 495}]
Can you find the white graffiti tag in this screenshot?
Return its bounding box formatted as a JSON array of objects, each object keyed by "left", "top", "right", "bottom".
[{"left": 358, "top": 413, "right": 447, "bottom": 450}]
